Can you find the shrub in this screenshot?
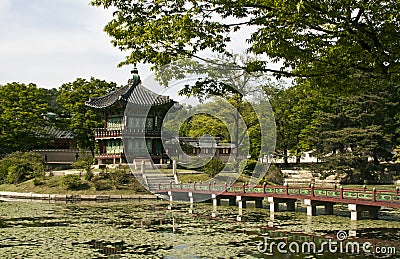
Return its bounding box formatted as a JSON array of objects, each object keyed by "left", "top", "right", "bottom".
[
  {"left": 47, "top": 176, "right": 62, "bottom": 187},
  {"left": 84, "top": 171, "right": 94, "bottom": 181},
  {"left": 0, "top": 152, "right": 45, "bottom": 184},
  {"left": 109, "top": 166, "right": 128, "bottom": 189},
  {"left": 72, "top": 154, "right": 94, "bottom": 177},
  {"left": 33, "top": 177, "right": 44, "bottom": 186},
  {"left": 263, "top": 164, "right": 284, "bottom": 185},
  {"left": 62, "top": 174, "right": 82, "bottom": 190},
  {"left": 239, "top": 159, "right": 258, "bottom": 176},
  {"left": 93, "top": 178, "right": 113, "bottom": 191},
  {"left": 201, "top": 158, "right": 225, "bottom": 177}
]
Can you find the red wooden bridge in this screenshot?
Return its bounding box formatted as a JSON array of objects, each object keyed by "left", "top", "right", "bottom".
[{"left": 155, "top": 182, "right": 400, "bottom": 220}]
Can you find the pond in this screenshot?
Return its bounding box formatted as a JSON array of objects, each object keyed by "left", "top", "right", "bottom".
[{"left": 0, "top": 199, "right": 399, "bottom": 258}]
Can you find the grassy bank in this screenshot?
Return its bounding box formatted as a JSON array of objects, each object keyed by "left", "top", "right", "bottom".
[{"left": 0, "top": 175, "right": 150, "bottom": 195}]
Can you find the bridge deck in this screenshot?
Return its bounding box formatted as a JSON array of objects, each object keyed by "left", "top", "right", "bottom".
[{"left": 155, "top": 183, "right": 400, "bottom": 208}]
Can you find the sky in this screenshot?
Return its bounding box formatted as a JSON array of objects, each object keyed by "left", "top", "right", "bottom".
[
  {"left": 0, "top": 0, "right": 258, "bottom": 90},
  {"left": 0, "top": 0, "right": 149, "bottom": 89}
]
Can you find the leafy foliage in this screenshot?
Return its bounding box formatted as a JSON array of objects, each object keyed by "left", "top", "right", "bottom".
[
  {"left": 264, "top": 164, "right": 284, "bottom": 185},
  {"left": 267, "top": 77, "right": 399, "bottom": 182},
  {"left": 201, "top": 158, "right": 225, "bottom": 177},
  {"left": 72, "top": 154, "right": 94, "bottom": 180},
  {"left": 109, "top": 166, "right": 129, "bottom": 189},
  {"left": 91, "top": 0, "right": 400, "bottom": 82},
  {"left": 56, "top": 78, "right": 117, "bottom": 156},
  {"left": 0, "top": 152, "right": 45, "bottom": 184},
  {"left": 61, "top": 174, "right": 82, "bottom": 190},
  {"left": 0, "top": 83, "right": 51, "bottom": 154}
]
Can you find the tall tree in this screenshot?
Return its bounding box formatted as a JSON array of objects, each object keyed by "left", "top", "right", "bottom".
[
  {"left": 301, "top": 84, "right": 398, "bottom": 182},
  {"left": 56, "top": 78, "right": 117, "bottom": 156},
  {"left": 0, "top": 83, "right": 50, "bottom": 154},
  {"left": 91, "top": 0, "right": 400, "bottom": 81}
]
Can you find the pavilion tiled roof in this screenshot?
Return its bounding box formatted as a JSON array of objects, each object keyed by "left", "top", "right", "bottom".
[{"left": 85, "top": 78, "right": 173, "bottom": 109}]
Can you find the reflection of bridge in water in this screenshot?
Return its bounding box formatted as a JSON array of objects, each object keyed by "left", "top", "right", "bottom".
[{"left": 155, "top": 183, "right": 400, "bottom": 221}]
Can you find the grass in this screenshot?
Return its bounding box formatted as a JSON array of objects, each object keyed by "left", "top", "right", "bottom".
[
  {"left": 177, "top": 173, "right": 252, "bottom": 184},
  {"left": 177, "top": 173, "right": 211, "bottom": 183}
]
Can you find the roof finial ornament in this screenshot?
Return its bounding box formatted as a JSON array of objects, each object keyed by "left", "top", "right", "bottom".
[{"left": 131, "top": 65, "right": 140, "bottom": 81}]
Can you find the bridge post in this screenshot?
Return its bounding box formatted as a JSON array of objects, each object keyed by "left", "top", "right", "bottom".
[
  {"left": 268, "top": 197, "right": 279, "bottom": 213},
  {"left": 325, "top": 203, "right": 334, "bottom": 215},
  {"left": 228, "top": 196, "right": 236, "bottom": 206},
  {"left": 168, "top": 191, "right": 173, "bottom": 210},
  {"left": 348, "top": 204, "right": 361, "bottom": 220},
  {"left": 211, "top": 194, "right": 221, "bottom": 206},
  {"left": 255, "top": 198, "right": 263, "bottom": 208},
  {"left": 188, "top": 192, "right": 193, "bottom": 214},
  {"left": 188, "top": 192, "right": 193, "bottom": 204},
  {"left": 348, "top": 204, "right": 380, "bottom": 220},
  {"left": 304, "top": 199, "right": 316, "bottom": 216},
  {"left": 304, "top": 199, "right": 335, "bottom": 216},
  {"left": 168, "top": 191, "right": 173, "bottom": 202},
  {"left": 237, "top": 196, "right": 246, "bottom": 209}
]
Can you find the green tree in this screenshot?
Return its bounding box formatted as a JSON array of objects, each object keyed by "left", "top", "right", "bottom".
[
  {"left": 0, "top": 152, "right": 46, "bottom": 184},
  {"left": 72, "top": 154, "right": 95, "bottom": 180},
  {"left": 56, "top": 78, "right": 117, "bottom": 156},
  {"left": 202, "top": 157, "right": 225, "bottom": 177},
  {"left": 0, "top": 83, "right": 50, "bottom": 154},
  {"left": 91, "top": 0, "right": 400, "bottom": 81},
  {"left": 62, "top": 174, "right": 82, "bottom": 190},
  {"left": 109, "top": 165, "right": 128, "bottom": 189},
  {"left": 304, "top": 89, "right": 398, "bottom": 182}
]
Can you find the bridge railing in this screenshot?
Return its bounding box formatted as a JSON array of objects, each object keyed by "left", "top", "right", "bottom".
[{"left": 158, "top": 182, "right": 400, "bottom": 204}]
